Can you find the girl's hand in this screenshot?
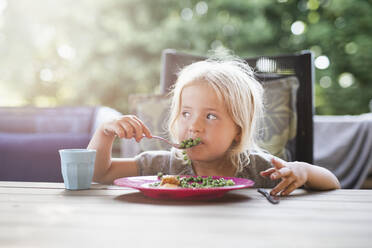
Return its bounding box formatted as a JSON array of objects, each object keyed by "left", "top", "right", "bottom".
[
  {"left": 102, "top": 115, "right": 152, "bottom": 142},
  {"left": 260, "top": 158, "right": 308, "bottom": 196}
]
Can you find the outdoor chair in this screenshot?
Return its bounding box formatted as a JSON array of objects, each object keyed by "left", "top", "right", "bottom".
[
  {"left": 123, "top": 48, "right": 314, "bottom": 165},
  {"left": 160, "top": 49, "right": 314, "bottom": 164}
]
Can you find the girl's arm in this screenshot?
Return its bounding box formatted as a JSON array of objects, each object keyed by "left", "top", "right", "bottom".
[
  {"left": 87, "top": 115, "right": 151, "bottom": 184},
  {"left": 302, "top": 163, "right": 341, "bottom": 190},
  {"left": 260, "top": 158, "right": 340, "bottom": 196}
]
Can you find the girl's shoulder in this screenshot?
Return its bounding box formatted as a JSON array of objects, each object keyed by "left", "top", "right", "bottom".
[
  {"left": 237, "top": 150, "right": 279, "bottom": 188},
  {"left": 135, "top": 150, "right": 172, "bottom": 176},
  {"left": 135, "top": 150, "right": 172, "bottom": 163},
  {"left": 248, "top": 150, "right": 274, "bottom": 168},
  {"left": 237, "top": 150, "right": 274, "bottom": 174}
]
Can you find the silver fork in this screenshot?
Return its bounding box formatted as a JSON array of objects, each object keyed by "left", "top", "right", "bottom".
[
  {"left": 149, "top": 135, "right": 202, "bottom": 149},
  {"left": 257, "top": 188, "right": 280, "bottom": 204},
  {"left": 150, "top": 135, "right": 182, "bottom": 149},
  {"left": 108, "top": 131, "right": 186, "bottom": 149}
]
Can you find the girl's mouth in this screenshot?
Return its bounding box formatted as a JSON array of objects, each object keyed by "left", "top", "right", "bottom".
[{"left": 179, "top": 137, "right": 203, "bottom": 149}]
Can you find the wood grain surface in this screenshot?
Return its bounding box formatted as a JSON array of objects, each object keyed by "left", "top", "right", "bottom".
[{"left": 1, "top": 182, "right": 371, "bottom": 248}]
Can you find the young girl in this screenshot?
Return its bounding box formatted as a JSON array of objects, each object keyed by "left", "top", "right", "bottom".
[{"left": 87, "top": 56, "right": 340, "bottom": 196}]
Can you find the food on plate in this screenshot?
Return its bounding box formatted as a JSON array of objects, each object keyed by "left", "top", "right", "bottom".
[
  {"left": 160, "top": 175, "right": 180, "bottom": 186},
  {"left": 157, "top": 172, "right": 164, "bottom": 178},
  {"left": 161, "top": 183, "right": 179, "bottom": 188},
  {"left": 149, "top": 175, "right": 235, "bottom": 188}
]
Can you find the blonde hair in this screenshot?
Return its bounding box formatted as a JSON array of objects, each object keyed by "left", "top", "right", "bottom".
[{"left": 167, "top": 55, "right": 264, "bottom": 172}]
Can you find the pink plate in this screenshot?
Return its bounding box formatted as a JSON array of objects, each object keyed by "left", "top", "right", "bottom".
[{"left": 114, "top": 175, "right": 254, "bottom": 200}]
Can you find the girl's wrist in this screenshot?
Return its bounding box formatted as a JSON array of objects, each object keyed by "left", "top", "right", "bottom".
[
  {"left": 297, "top": 162, "right": 310, "bottom": 187},
  {"left": 100, "top": 124, "right": 116, "bottom": 139}
]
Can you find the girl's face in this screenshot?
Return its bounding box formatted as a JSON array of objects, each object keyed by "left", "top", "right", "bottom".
[{"left": 177, "top": 81, "right": 240, "bottom": 163}]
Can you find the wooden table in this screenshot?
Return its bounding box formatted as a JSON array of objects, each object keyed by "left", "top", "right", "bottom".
[{"left": 1, "top": 182, "right": 371, "bottom": 248}]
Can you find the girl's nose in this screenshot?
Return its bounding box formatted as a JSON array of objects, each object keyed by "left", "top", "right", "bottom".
[{"left": 189, "top": 116, "right": 204, "bottom": 133}]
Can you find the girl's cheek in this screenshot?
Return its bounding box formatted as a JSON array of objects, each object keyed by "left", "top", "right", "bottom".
[
  {"left": 177, "top": 119, "right": 187, "bottom": 131},
  {"left": 176, "top": 123, "right": 187, "bottom": 139}
]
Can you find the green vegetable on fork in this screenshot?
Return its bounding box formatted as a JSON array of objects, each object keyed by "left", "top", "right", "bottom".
[
  {"left": 179, "top": 137, "right": 201, "bottom": 149},
  {"left": 178, "top": 138, "right": 201, "bottom": 165}
]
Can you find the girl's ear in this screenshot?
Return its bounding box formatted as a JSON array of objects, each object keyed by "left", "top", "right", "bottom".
[{"left": 234, "top": 126, "right": 242, "bottom": 142}]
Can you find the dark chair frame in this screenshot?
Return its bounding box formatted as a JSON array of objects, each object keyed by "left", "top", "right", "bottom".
[{"left": 160, "top": 49, "right": 314, "bottom": 164}]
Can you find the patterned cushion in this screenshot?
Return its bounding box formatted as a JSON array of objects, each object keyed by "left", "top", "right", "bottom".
[
  {"left": 121, "top": 76, "right": 299, "bottom": 161},
  {"left": 258, "top": 76, "right": 299, "bottom": 161}
]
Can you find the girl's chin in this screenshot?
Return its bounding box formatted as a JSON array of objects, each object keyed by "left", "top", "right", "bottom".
[
  {"left": 187, "top": 151, "right": 209, "bottom": 162},
  {"left": 187, "top": 147, "right": 203, "bottom": 154},
  {"left": 187, "top": 152, "right": 203, "bottom": 160}
]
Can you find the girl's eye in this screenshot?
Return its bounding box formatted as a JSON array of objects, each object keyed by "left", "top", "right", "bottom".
[
  {"left": 182, "top": 111, "right": 190, "bottom": 118},
  {"left": 207, "top": 113, "right": 217, "bottom": 120}
]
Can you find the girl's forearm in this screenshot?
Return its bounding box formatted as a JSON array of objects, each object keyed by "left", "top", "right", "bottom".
[
  {"left": 87, "top": 125, "right": 116, "bottom": 183},
  {"left": 304, "top": 163, "right": 341, "bottom": 190}
]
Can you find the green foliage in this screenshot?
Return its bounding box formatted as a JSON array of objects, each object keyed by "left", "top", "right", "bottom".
[{"left": 1, "top": 0, "right": 371, "bottom": 115}]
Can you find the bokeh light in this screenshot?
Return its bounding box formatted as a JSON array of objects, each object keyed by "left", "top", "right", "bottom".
[
  {"left": 181, "top": 8, "right": 193, "bottom": 21},
  {"left": 315, "top": 55, "right": 330, "bottom": 70},
  {"left": 57, "top": 45, "right": 76, "bottom": 60},
  {"left": 195, "top": 1, "right": 208, "bottom": 16},
  {"left": 310, "top": 45, "right": 322, "bottom": 57},
  {"left": 319, "top": 76, "right": 332, "bottom": 88},
  {"left": 307, "top": 0, "right": 319, "bottom": 10},
  {"left": 338, "top": 73, "right": 354, "bottom": 88},
  {"left": 308, "top": 11, "right": 320, "bottom": 23},
  {"left": 40, "top": 68, "right": 54, "bottom": 82},
  {"left": 344, "top": 42, "right": 358, "bottom": 54},
  {"left": 291, "top": 21, "right": 306, "bottom": 35}
]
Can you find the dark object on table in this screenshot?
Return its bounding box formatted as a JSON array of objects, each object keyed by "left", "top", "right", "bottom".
[{"left": 257, "top": 188, "right": 280, "bottom": 204}]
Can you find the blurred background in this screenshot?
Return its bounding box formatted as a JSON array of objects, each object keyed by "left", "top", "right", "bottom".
[{"left": 1, "top": 0, "right": 371, "bottom": 115}]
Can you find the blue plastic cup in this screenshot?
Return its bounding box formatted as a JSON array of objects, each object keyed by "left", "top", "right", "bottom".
[{"left": 59, "top": 149, "right": 96, "bottom": 190}]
